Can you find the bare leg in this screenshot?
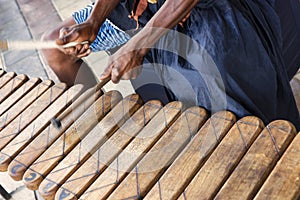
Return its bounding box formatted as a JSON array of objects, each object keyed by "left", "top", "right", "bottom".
[{"left": 41, "top": 17, "right": 98, "bottom": 89}]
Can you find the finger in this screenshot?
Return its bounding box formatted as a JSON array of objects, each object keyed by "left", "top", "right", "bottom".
[
  {"left": 77, "top": 48, "right": 91, "bottom": 58},
  {"left": 111, "top": 67, "right": 121, "bottom": 83},
  {"left": 77, "top": 43, "right": 90, "bottom": 54},
  {"left": 57, "top": 27, "right": 71, "bottom": 44},
  {"left": 122, "top": 66, "right": 142, "bottom": 80},
  {"left": 65, "top": 46, "right": 76, "bottom": 55},
  {"left": 100, "top": 64, "right": 113, "bottom": 80},
  {"left": 59, "top": 27, "right": 69, "bottom": 38},
  {"left": 59, "top": 29, "right": 80, "bottom": 45},
  {"left": 74, "top": 43, "right": 87, "bottom": 55}
]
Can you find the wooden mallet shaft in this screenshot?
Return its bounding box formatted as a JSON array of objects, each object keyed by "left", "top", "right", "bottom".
[
  {"left": 0, "top": 40, "right": 89, "bottom": 51},
  {"left": 50, "top": 76, "right": 111, "bottom": 129}
]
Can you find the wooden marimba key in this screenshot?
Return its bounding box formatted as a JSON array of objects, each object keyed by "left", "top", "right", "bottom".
[{"left": 0, "top": 70, "right": 299, "bottom": 200}]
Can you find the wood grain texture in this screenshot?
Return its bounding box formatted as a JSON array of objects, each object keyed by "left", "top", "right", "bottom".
[
  {"left": 53, "top": 76, "right": 110, "bottom": 124},
  {"left": 78, "top": 101, "right": 183, "bottom": 200},
  {"left": 0, "top": 80, "right": 53, "bottom": 131},
  {"left": 107, "top": 106, "right": 208, "bottom": 200},
  {"left": 180, "top": 116, "right": 264, "bottom": 200},
  {"left": 0, "top": 83, "right": 66, "bottom": 154},
  {"left": 0, "top": 74, "right": 28, "bottom": 104},
  {"left": 254, "top": 133, "right": 300, "bottom": 200},
  {"left": 7, "top": 86, "right": 103, "bottom": 181},
  {"left": 0, "top": 77, "right": 41, "bottom": 117},
  {"left": 37, "top": 93, "right": 143, "bottom": 199},
  {"left": 214, "top": 120, "right": 296, "bottom": 200},
  {"left": 39, "top": 100, "right": 162, "bottom": 200},
  {"left": 291, "top": 78, "right": 300, "bottom": 113},
  {"left": 0, "top": 84, "right": 84, "bottom": 172},
  {"left": 0, "top": 72, "right": 16, "bottom": 89},
  {"left": 22, "top": 91, "right": 123, "bottom": 190},
  {"left": 144, "top": 111, "right": 236, "bottom": 200}
]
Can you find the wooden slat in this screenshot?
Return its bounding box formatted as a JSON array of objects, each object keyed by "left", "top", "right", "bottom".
[
  {"left": 35, "top": 93, "right": 143, "bottom": 197},
  {"left": 39, "top": 100, "right": 162, "bottom": 200},
  {"left": 7, "top": 86, "right": 103, "bottom": 181},
  {"left": 144, "top": 111, "right": 236, "bottom": 200},
  {"left": 107, "top": 106, "right": 208, "bottom": 200},
  {"left": 0, "top": 80, "right": 53, "bottom": 131},
  {"left": 0, "top": 70, "right": 5, "bottom": 77},
  {"left": 0, "top": 84, "right": 84, "bottom": 172},
  {"left": 0, "top": 72, "right": 16, "bottom": 89},
  {"left": 0, "top": 82, "right": 67, "bottom": 153},
  {"left": 291, "top": 78, "right": 300, "bottom": 113},
  {"left": 0, "top": 74, "right": 28, "bottom": 103},
  {"left": 214, "top": 120, "right": 296, "bottom": 200},
  {"left": 179, "top": 116, "right": 264, "bottom": 200},
  {"left": 0, "top": 77, "right": 41, "bottom": 116},
  {"left": 254, "top": 133, "right": 300, "bottom": 200},
  {"left": 21, "top": 91, "right": 124, "bottom": 190},
  {"left": 73, "top": 101, "right": 183, "bottom": 200}
]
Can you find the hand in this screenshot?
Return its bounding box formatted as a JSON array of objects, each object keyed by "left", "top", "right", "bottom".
[
  {"left": 178, "top": 11, "right": 191, "bottom": 27},
  {"left": 100, "top": 44, "right": 148, "bottom": 83},
  {"left": 56, "top": 22, "right": 98, "bottom": 58}
]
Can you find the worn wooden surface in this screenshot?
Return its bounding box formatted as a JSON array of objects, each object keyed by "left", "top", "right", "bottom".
[
  {"left": 144, "top": 111, "right": 236, "bottom": 200},
  {"left": 179, "top": 116, "right": 264, "bottom": 200},
  {"left": 0, "top": 84, "right": 84, "bottom": 172},
  {"left": 0, "top": 74, "right": 28, "bottom": 103},
  {"left": 214, "top": 120, "right": 296, "bottom": 200},
  {"left": 78, "top": 101, "right": 183, "bottom": 200},
  {"left": 107, "top": 106, "right": 208, "bottom": 200},
  {"left": 36, "top": 93, "right": 143, "bottom": 199},
  {"left": 291, "top": 77, "right": 300, "bottom": 113},
  {"left": 0, "top": 71, "right": 299, "bottom": 200},
  {"left": 7, "top": 87, "right": 103, "bottom": 181},
  {"left": 0, "top": 72, "right": 16, "bottom": 89},
  {"left": 22, "top": 91, "right": 123, "bottom": 190},
  {"left": 0, "top": 77, "right": 41, "bottom": 117},
  {"left": 254, "top": 133, "right": 300, "bottom": 200},
  {"left": 0, "top": 83, "right": 66, "bottom": 153},
  {"left": 0, "top": 80, "right": 53, "bottom": 131},
  {"left": 39, "top": 100, "right": 162, "bottom": 200}
]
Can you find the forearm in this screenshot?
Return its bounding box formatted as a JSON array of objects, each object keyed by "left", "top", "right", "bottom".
[
  {"left": 130, "top": 0, "right": 199, "bottom": 54},
  {"left": 86, "top": 0, "right": 121, "bottom": 31}
]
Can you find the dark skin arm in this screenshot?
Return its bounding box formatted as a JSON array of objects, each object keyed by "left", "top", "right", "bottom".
[
  {"left": 57, "top": 0, "right": 199, "bottom": 83},
  {"left": 100, "top": 0, "right": 199, "bottom": 83},
  {"left": 56, "top": 0, "right": 120, "bottom": 57}
]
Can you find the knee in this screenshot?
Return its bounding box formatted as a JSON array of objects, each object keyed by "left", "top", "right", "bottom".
[
  {"left": 41, "top": 27, "right": 59, "bottom": 41},
  {"left": 40, "top": 29, "right": 60, "bottom": 66}
]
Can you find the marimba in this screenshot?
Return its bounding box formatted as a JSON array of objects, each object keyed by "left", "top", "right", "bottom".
[{"left": 0, "top": 70, "right": 299, "bottom": 200}]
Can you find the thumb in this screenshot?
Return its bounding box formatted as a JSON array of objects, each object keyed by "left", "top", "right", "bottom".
[
  {"left": 57, "top": 28, "right": 79, "bottom": 45},
  {"left": 100, "top": 64, "right": 113, "bottom": 80}
]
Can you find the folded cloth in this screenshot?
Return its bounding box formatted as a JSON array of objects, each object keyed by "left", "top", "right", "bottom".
[{"left": 72, "top": 4, "right": 131, "bottom": 52}]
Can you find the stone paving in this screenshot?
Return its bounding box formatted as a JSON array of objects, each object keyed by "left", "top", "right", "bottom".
[
  {"left": 0, "top": 0, "right": 48, "bottom": 80},
  {"left": 0, "top": 0, "right": 49, "bottom": 198}
]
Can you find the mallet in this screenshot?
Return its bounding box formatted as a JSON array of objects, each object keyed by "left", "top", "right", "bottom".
[
  {"left": 50, "top": 76, "right": 111, "bottom": 129},
  {"left": 0, "top": 39, "right": 110, "bottom": 129},
  {"left": 0, "top": 40, "right": 89, "bottom": 50}
]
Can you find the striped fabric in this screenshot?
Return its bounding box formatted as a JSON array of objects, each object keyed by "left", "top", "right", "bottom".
[{"left": 73, "top": 4, "right": 131, "bottom": 52}]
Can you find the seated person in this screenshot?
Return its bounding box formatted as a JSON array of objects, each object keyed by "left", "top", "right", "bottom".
[{"left": 41, "top": 0, "right": 300, "bottom": 130}]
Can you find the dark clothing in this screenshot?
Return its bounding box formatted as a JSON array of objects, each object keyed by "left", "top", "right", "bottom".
[
  {"left": 108, "top": 0, "right": 300, "bottom": 130},
  {"left": 275, "top": 0, "right": 300, "bottom": 80}
]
